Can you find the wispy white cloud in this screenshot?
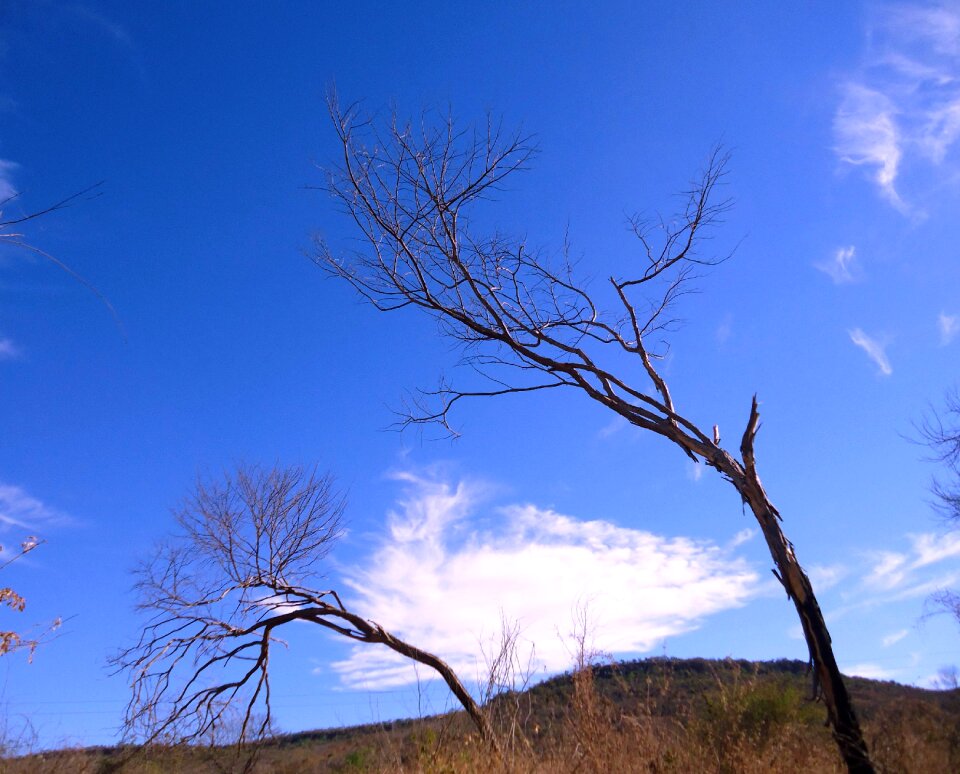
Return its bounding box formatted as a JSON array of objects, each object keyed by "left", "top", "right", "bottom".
[
  {"left": 864, "top": 532, "right": 960, "bottom": 594},
  {"left": 814, "top": 530, "right": 960, "bottom": 650},
  {"left": 815, "top": 245, "right": 862, "bottom": 284},
  {"left": 0, "top": 158, "right": 18, "bottom": 204},
  {"left": 686, "top": 461, "right": 703, "bottom": 483},
  {"left": 843, "top": 662, "right": 898, "bottom": 680},
  {"left": 865, "top": 550, "right": 909, "bottom": 590},
  {"left": 939, "top": 311, "right": 959, "bottom": 345},
  {"left": 784, "top": 530, "right": 960, "bottom": 682},
  {"left": 597, "top": 416, "right": 628, "bottom": 440},
  {"left": 809, "top": 563, "right": 849, "bottom": 592},
  {"left": 926, "top": 665, "right": 960, "bottom": 689},
  {"left": 911, "top": 531, "right": 960, "bottom": 568},
  {"left": 0, "top": 482, "right": 70, "bottom": 535},
  {"left": 68, "top": 5, "right": 135, "bottom": 49},
  {"left": 835, "top": 3, "right": 960, "bottom": 211},
  {"left": 727, "top": 528, "right": 756, "bottom": 549},
  {"left": 715, "top": 313, "right": 733, "bottom": 344},
  {"left": 786, "top": 623, "right": 804, "bottom": 641},
  {"left": 0, "top": 336, "right": 19, "bottom": 360},
  {"left": 882, "top": 628, "right": 910, "bottom": 647},
  {"left": 889, "top": 570, "right": 960, "bottom": 600},
  {"left": 834, "top": 85, "right": 906, "bottom": 210},
  {"left": 882, "top": 4, "right": 960, "bottom": 71},
  {"left": 334, "top": 472, "right": 759, "bottom": 689},
  {"left": 849, "top": 328, "right": 893, "bottom": 375}
]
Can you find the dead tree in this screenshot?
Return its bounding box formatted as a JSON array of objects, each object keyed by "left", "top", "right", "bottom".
[
  {"left": 314, "top": 98, "right": 875, "bottom": 773},
  {"left": 919, "top": 386, "right": 960, "bottom": 521},
  {"left": 918, "top": 387, "right": 960, "bottom": 624},
  {"left": 113, "top": 465, "right": 498, "bottom": 750}
]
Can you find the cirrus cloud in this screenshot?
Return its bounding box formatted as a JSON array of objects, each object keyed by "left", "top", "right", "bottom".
[
  {"left": 863, "top": 532, "right": 960, "bottom": 596},
  {"left": 834, "top": 85, "right": 905, "bottom": 210},
  {"left": 835, "top": 3, "right": 960, "bottom": 213},
  {"left": 816, "top": 245, "right": 862, "bottom": 284},
  {"left": 849, "top": 328, "right": 893, "bottom": 376},
  {"left": 939, "top": 311, "right": 959, "bottom": 345},
  {"left": 0, "top": 483, "right": 70, "bottom": 533},
  {"left": 0, "top": 159, "right": 18, "bottom": 205}
]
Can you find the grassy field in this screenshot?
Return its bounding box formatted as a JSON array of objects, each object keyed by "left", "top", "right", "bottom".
[{"left": 5, "top": 658, "right": 959, "bottom": 773}]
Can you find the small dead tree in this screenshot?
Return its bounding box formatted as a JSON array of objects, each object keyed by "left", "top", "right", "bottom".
[
  {"left": 113, "top": 464, "right": 498, "bottom": 750},
  {"left": 314, "top": 98, "right": 875, "bottom": 773}
]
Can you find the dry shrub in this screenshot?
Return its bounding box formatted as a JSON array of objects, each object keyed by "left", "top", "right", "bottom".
[
  {"left": 4, "top": 660, "right": 958, "bottom": 772},
  {"left": 694, "top": 661, "right": 839, "bottom": 774},
  {"left": 865, "top": 698, "right": 960, "bottom": 774}
]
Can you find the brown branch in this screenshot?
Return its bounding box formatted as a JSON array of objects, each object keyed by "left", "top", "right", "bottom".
[
  {"left": 315, "top": 102, "right": 875, "bottom": 773},
  {"left": 114, "top": 464, "right": 501, "bottom": 757}
]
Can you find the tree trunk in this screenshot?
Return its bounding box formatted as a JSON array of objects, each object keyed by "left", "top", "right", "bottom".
[
  {"left": 377, "top": 627, "right": 501, "bottom": 754},
  {"left": 319, "top": 606, "right": 502, "bottom": 755},
  {"left": 747, "top": 498, "right": 873, "bottom": 771},
  {"left": 730, "top": 397, "right": 874, "bottom": 773}
]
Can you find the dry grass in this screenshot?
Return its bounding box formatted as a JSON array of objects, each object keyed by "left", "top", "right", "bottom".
[{"left": 2, "top": 657, "right": 957, "bottom": 773}]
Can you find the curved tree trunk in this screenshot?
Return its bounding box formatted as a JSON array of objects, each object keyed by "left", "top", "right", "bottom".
[
  {"left": 747, "top": 497, "right": 873, "bottom": 773},
  {"left": 318, "top": 104, "right": 876, "bottom": 771},
  {"left": 635, "top": 396, "right": 873, "bottom": 772},
  {"left": 309, "top": 604, "right": 502, "bottom": 755},
  {"left": 710, "top": 397, "right": 873, "bottom": 773},
  {"left": 375, "top": 626, "right": 501, "bottom": 754}
]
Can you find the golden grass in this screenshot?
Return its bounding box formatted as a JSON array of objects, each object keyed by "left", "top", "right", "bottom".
[{"left": 3, "top": 658, "right": 957, "bottom": 773}]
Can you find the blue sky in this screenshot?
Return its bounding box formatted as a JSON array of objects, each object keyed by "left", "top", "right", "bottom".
[{"left": 1, "top": 0, "right": 959, "bottom": 749}]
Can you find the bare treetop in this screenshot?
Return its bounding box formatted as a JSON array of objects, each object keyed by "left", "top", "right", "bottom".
[
  {"left": 171, "top": 465, "right": 344, "bottom": 591},
  {"left": 918, "top": 387, "right": 960, "bottom": 520},
  {"left": 116, "top": 464, "right": 499, "bottom": 751},
  {"left": 317, "top": 97, "right": 733, "bottom": 439},
  {"left": 119, "top": 466, "right": 345, "bottom": 745}
]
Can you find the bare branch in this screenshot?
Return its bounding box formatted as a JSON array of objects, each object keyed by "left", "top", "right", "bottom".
[
  {"left": 0, "top": 182, "right": 123, "bottom": 334},
  {"left": 315, "top": 100, "right": 733, "bottom": 449},
  {"left": 315, "top": 102, "right": 875, "bottom": 772},
  {"left": 114, "top": 464, "right": 499, "bottom": 753},
  {"left": 917, "top": 386, "right": 960, "bottom": 521},
  {"left": 0, "top": 181, "right": 104, "bottom": 227},
  {"left": 0, "top": 538, "right": 61, "bottom": 660}
]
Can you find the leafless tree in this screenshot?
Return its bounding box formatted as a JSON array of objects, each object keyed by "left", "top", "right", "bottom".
[
  {"left": 112, "top": 464, "right": 499, "bottom": 751},
  {"left": 919, "top": 387, "right": 960, "bottom": 521},
  {"left": 314, "top": 97, "right": 875, "bottom": 773},
  {"left": 918, "top": 387, "right": 960, "bottom": 628}
]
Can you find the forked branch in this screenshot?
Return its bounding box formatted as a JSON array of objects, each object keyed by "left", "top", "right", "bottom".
[
  {"left": 114, "top": 465, "right": 498, "bottom": 751},
  {"left": 0, "top": 182, "right": 122, "bottom": 332},
  {"left": 316, "top": 101, "right": 875, "bottom": 772}
]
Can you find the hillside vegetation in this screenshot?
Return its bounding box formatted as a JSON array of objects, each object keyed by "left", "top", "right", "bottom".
[{"left": 6, "top": 658, "right": 959, "bottom": 773}]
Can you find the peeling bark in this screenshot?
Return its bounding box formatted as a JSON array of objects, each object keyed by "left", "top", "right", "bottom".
[{"left": 699, "top": 397, "right": 873, "bottom": 773}]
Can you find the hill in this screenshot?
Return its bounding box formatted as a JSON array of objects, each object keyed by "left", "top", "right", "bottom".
[{"left": 7, "top": 657, "right": 960, "bottom": 773}]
